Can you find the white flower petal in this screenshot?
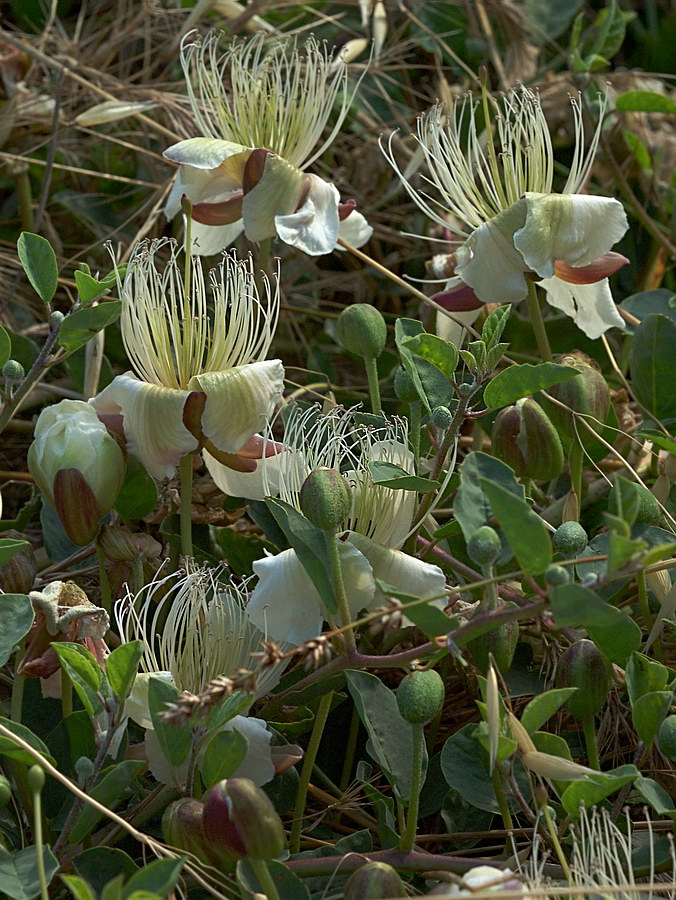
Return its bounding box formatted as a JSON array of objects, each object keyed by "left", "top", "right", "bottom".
[
  {"left": 203, "top": 444, "right": 298, "bottom": 500},
  {"left": 275, "top": 174, "right": 340, "bottom": 256},
  {"left": 221, "top": 715, "right": 275, "bottom": 786},
  {"left": 514, "top": 193, "right": 628, "bottom": 278},
  {"left": 242, "top": 153, "right": 305, "bottom": 243},
  {"left": 163, "top": 137, "right": 250, "bottom": 170},
  {"left": 436, "top": 307, "right": 481, "bottom": 347},
  {"left": 146, "top": 726, "right": 189, "bottom": 789},
  {"left": 91, "top": 374, "right": 198, "bottom": 481},
  {"left": 538, "top": 276, "right": 625, "bottom": 339},
  {"left": 455, "top": 203, "right": 531, "bottom": 304},
  {"left": 337, "top": 209, "right": 373, "bottom": 249},
  {"left": 190, "top": 359, "right": 284, "bottom": 455},
  {"left": 125, "top": 671, "right": 175, "bottom": 730},
  {"left": 249, "top": 548, "right": 324, "bottom": 644},
  {"left": 346, "top": 532, "right": 447, "bottom": 621},
  {"left": 189, "top": 219, "right": 245, "bottom": 256}
]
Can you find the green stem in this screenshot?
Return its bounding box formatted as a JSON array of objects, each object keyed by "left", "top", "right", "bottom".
[
  {"left": 61, "top": 667, "right": 73, "bottom": 719},
  {"left": 525, "top": 282, "right": 552, "bottom": 362},
  {"left": 399, "top": 724, "right": 425, "bottom": 852},
  {"left": 178, "top": 454, "right": 194, "bottom": 559},
  {"left": 95, "top": 544, "right": 111, "bottom": 614},
  {"left": 11, "top": 644, "right": 25, "bottom": 723},
  {"left": 637, "top": 569, "right": 663, "bottom": 659},
  {"left": 541, "top": 796, "right": 572, "bottom": 883},
  {"left": 0, "top": 317, "right": 62, "bottom": 436},
  {"left": 364, "top": 356, "right": 382, "bottom": 415},
  {"left": 409, "top": 400, "right": 421, "bottom": 473},
  {"left": 31, "top": 776, "right": 49, "bottom": 900},
  {"left": 325, "top": 531, "right": 356, "bottom": 653},
  {"left": 289, "top": 690, "right": 334, "bottom": 854},
  {"left": 581, "top": 715, "right": 600, "bottom": 771},
  {"left": 130, "top": 555, "right": 145, "bottom": 597},
  {"left": 248, "top": 857, "right": 281, "bottom": 900},
  {"left": 339, "top": 705, "right": 361, "bottom": 792},
  {"left": 568, "top": 442, "right": 584, "bottom": 521},
  {"left": 490, "top": 766, "right": 513, "bottom": 832}
]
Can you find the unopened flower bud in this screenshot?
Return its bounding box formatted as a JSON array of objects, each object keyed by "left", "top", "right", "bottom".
[
  {"left": 545, "top": 357, "right": 610, "bottom": 447},
  {"left": 299, "top": 467, "right": 351, "bottom": 531},
  {"left": 162, "top": 798, "right": 232, "bottom": 869},
  {"left": 202, "top": 778, "right": 286, "bottom": 861},
  {"left": 27, "top": 765, "right": 45, "bottom": 793},
  {"left": 467, "top": 525, "right": 501, "bottom": 567},
  {"left": 492, "top": 398, "right": 564, "bottom": 481},
  {"left": 431, "top": 405, "right": 453, "bottom": 431},
  {"left": 553, "top": 521, "right": 588, "bottom": 558},
  {"left": 396, "top": 669, "right": 445, "bottom": 725},
  {"left": 28, "top": 399, "right": 125, "bottom": 545},
  {"left": 0, "top": 529, "right": 38, "bottom": 593},
  {"left": 2, "top": 359, "right": 24, "bottom": 382},
  {"left": 344, "top": 862, "right": 405, "bottom": 900},
  {"left": 468, "top": 601, "right": 519, "bottom": 674},
  {"left": 74, "top": 756, "right": 95, "bottom": 784},
  {"left": 556, "top": 639, "right": 610, "bottom": 721},
  {"left": 544, "top": 564, "right": 570, "bottom": 586},
  {"left": 49, "top": 310, "right": 64, "bottom": 328},
  {"left": 336, "top": 304, "right": 387, "bottom": 359},
  {"left": 393, "top": 367, "right": 418, "bottom": 403},
  {"left": 608, "top": 482, "right": 662, "bottom": 526}
]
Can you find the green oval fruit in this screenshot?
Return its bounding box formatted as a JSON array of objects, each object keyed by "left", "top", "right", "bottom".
[
  {"left": 336, "top": 304, "right": 387, "bottom": 359},
  {"left": 299, "top": 467, "right": 351, "bottom": 531},
  {"left": 491, "top": 398, "right": 564, "bottom": 481},
  {"left": 608, "top": 482, "right": 662, "bottom": 526},
  {"left": 553, "top": 521, "right": 588, "bottom": 558},
  {"left": 397, "top": 670, "right": 445, "bottom": 725},
  {"left": 556, "top": 639, "right": 610, "bottom": 721},
  {"left": 344, "top": 862, "right": 406, "bottom": 900},
  {"left": 545, "top": 358, "right": 610, "bottom": 448},
  {"left": 468, "top": 602, "right": 519, "bottom": 674},
  {"left": 544, "top": 564, "right": 571, "bottom": 586},
  {"left": 467, "top": 526, "right": 501, "bottom": 567}
]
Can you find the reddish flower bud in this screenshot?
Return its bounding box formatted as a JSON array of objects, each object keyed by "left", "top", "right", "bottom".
[{"left": 202, "top": 778, "right": 286, "bottom": 861}]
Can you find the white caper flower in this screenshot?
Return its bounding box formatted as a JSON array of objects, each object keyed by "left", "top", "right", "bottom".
[
  {"left": 384, "top": 87, "right": 629, "bottom": 339},
  {"left": 163, "top": 32, "right": 372, "bottom": 256}
]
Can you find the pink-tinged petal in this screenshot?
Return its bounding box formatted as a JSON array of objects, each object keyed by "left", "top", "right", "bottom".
[
  {"left": 189, "top": 359, "right": 284, "bottom": 455},
  {"left": 91, "top": 374, "right": 198, "bottom": 481},
  {"left": 242, "top": 154, "right": 305, "bottom": 243},
  {"left": 163, "top": 137, "right": 251, "bottom": 170},
  {"left": 431, "top": 280, "right": 483, "bottom": 311},
  {"left": 339, "top": 199, "right": 356, "bottom": 221},
  {"left": 202, "top": 440, "right": 258, "bottom": 472},
  {"left": 275, "top": 174, "right": 340, "bottom": 255},
  {"left": 165, "top": 155, "right": 247, "bottom": 219},
  {"left": 204, "top": 444, "right": 306, "bottom": 501},
  {"left": 237, "top": 433, "right": 286, "bottom": 459},
  {"left": 538, "top": 276, "right": 625, "bottom": 339},
  {"left": 242, "top": 148, "right": 273, "bottom": 194},
  {"left": 192, "top": 193, "right": 244, "bottom": 226},
  {"left": 337, "top": 208, "right": 373, "bottom": 249},
  {"left": 554, "top": 251, "right": 629, "bottom": 285}
]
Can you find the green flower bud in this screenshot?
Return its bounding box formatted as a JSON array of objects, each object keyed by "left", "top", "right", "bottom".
[
  {"left": 396, "top": 669, "right": 445, "bottom": 724},
  {"left": 491, "top": 398, "right": 564, "bottom": 481},
  {"left": 344, "top": 862, "right": 406, "bottom": 900},
  {"left": 49, "top": 310, "right": 64, "bottom": 328},
  {"left": 657, "top": 715, "right": 676, "bottom": 761},
  {"left": 27, "top": 765, "right": 45, "bottom": 793},
  {"left": 467, "top": 526, "right": 501, "bottom": 567},
  {"left": 74, "top": 756, "right": 95, "bottom": 784},
  {"left": 431, "top": 405, "right": 453, "bottom": 431},
  {"left": 0, "top": 529, "right": 37, "bottom": 593},
  {"left": 553, "top": 521, "right": 588, "bottom": 558},
  {"left": 27, "top": 399, "right": 125, "bottom": 545},
  {"left": 162, "top": 798, "right": 233, "bottom": 870},
  {"left": 468, "top": 602, "right": 519, "bottom": 674},
  {"left": 299, "top": 467, "right": 351, "bottom": 531},
  {"left": 336, "top": 304, "right": 387, "bottom": 359},
  {"left": 608, "top": 482, "right": 662, "bottom": 526},
  {"left": 202, "top": 778, "right": 286, "bottom": 861},
  {"left": 2, "top": 359, "right": 24, "bottom": 381},
  {"left": 545, "top": 357, "right": 610, "bottom": 447},
  {"left": 544, "top": 564, "right": 571, "bottom": 586},
  {"left": 394, "top": 367, "right": 418, "bottom": 403},
  {"left": 556, "top": 639, "right": 610, "bottom": 721},
  {"left": 0, "top": 775, "right": 11, "bottom": 808}
]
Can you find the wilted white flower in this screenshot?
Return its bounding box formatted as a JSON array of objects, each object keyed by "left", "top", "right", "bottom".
[
  {"left": 384, "top": 87, "right": 629, "bottom": 339},
  {"left": 91, "top": 239, "right": 283, "bottom": 481},
  {"left": 164, "top": 32, "right": 372, "bottom": 256}
]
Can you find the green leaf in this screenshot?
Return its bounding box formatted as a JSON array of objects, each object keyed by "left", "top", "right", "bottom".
[
  {"left": 0, "top": 593, "right": 34, "bottom": 667},
  {"left": 0, "top": 717, "right": 56, "bottom": 766},
  {"left": 106, "top": 641, "right": 144, "bottom": 703},
  {"left": 483, "top": 363, "right": 580, "bottom": 410},
  {"left": 634, "top": 776, "right": 676, "bottom": 820},
  {"left": 524, "top": 0, "right": 584, "bottom": 44},
  {"left": 626, "top": 652, "right": 670, "bottom": 704},
  {"left": 74, "top": 268, "right": 123, "bottom": 304},
  {"left": 114, "top": 456, "right": 157, "bottom": 521},
  {"left": 634, "top": 428, "right": 676, "bottom": 455},
  {"left": 59, "top": 301, "right": 122, "bottom": 353},
  {"left": 148, "top": 676, "right": 193, "bottom": 768},
  {"left": 631, "top": 691, "right": 673, "bottom": 745},
  {"left": 205, "top": 690, "right": 253, "bottom": 732},
  {"left": 73, "top": 847, "right": 139, "bottom": 895},
  {"left": 367, "top": 460, "right": 440, "bottom": 493},
  {"left": 69, "top": 760, "right": 145, "bottom": 845},
  {"left": 376, "top": 581, "right": 457, "bottom": 638},
  {"left": 481, "top": 305, "right": 510, "bottom": 348},
  {"left": 454, "top": 451, "right": 524, "bottom": 542},
  {"left": 521, "top": 688, "right": 579, "bottom": 735},
  {"left": 345, "top": 669, "right": 423, "bottom": 802},
  {"left": 0, "top": 538, "right": 30, "bottom": 567},
  {"left": 237, "top": 859, "right": 310, "bottom": 900},
  {"left": 480, "top": 479, "right": 552, "bottom": 575},
  {"left": 0, "top": 844, "right": 59, "bottom": 900},
  {"left": 623, "top": 131, "right": 652, "bottom": 172},
  {"left": 560, "top": 765, "right": 639, "bottom": 817},
  {"left": 200, "top": 729, "right": 248, "bottom": 789},
  {"left": 60, "top": 875, "right": 97, "bottom": 900},
  {"left": 549, "top": 584, "right": 641, "bottom": 666},
  {"left": 217, "top": 528, "right": 276, "bottom": 577},
  {"left": 122, "top": 857, "right": 185, "bottom": 900},
  {"left": 395, "top": 319, "right": 453, "bottom": 412},
  {"left": 588, "top": 0, "right": 632, "bottom": 59},
  {"left": 616, "top": 91, "right": 676, "bottom": 114},
  {"left": 51, "top": 643, "right": 104, "bottom": 718},
  {"left": 0, "top": 324, "right": 11, "bottom": 369},
  {"left": 17, "top": 232, "right": 58, "bottom": 304},
  {"left": 402, "top": 332, "right": 458, "bottom": 377},
  {"left": 265, "top": 498, "right": 337, "bottom": 616},
  {"left": 630, "top": 314, "right": 676, "bottom": 422}
]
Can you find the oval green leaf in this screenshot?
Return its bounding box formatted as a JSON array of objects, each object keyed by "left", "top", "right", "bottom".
[
  {"left": 17, "top": 232, "right": 58, "bottom": 304},
  {"left": 483, "top": 362, "right": 580, "bottom": 409}
]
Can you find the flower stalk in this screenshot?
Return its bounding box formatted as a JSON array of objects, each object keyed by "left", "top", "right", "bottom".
[
  {"left": 289, "top": 689, "right": 334, "bottom": 854},
  {"left": 525, "top": 281, "right": 552, "bottom": 362}
]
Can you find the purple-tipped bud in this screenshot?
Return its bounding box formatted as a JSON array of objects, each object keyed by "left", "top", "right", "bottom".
[
  {"left": 202, "top": 778, "right": 286, "bottom": 862},
  {"left": 344, "top": 862, "right": 406, "bottom": 900},
  {"left": 299, "top": 467, "right": 352, "bottom": 531},
  {"left": 53, "top": 468, "right": 103, "bottom": 545},
  {"left": 491, "top": 398, "right": 564, "bottom": 481},
  {"left": 0, "top": 529, "right": 38, "bottom": 593},
  {"left": 556, "top": 639, "right": 610, "bottom": 721},
  {"left": 545, "top": 357, "right": 610, "bottom": 447},
  {"left": 162, "top": 798, "right": 234, "bottom": 870}
]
